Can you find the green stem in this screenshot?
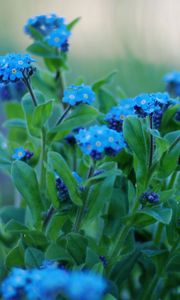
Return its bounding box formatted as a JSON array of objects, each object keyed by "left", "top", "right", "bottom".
[
  {"left": 55, "top": 69, "right": 66, "bottom": 100},
  {"left": 40, "top": 127, "right": 47, "bottom": 191},
  {"left": 73, "top": 163, "right": 95, "bottom": 232},
  {"left": 43, "top": 205, "right": 55, "bottom": 228},
  {"left": 56, "top": 105, "right": 71, "bottom": 126},
  {"left": 23, "top": 76, "right": 37, "bottom": 107},
  {"left": 148, "top": 115, "right": 154, "bottom": 168}
]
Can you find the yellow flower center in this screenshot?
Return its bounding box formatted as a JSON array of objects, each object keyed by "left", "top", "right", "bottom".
[
  {"left": 12, "top": 68, "right": 17, "bottom": 74},
  {"left": 18, "top": 152, "right": 23, "bottom": 157},
  {"left": 120, "top": 114, "right": 125, "bottom": 120}
]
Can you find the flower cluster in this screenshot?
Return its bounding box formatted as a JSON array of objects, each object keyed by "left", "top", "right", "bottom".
[
  {"left": 62, "top": 84, "right": 95, "bottom": 106},
  {"left": 0, "top": 81, "right": 26, "bottom": 101},
  {"left": 163, "top": 71, "right": 180, "bottom": 96},
  {"left": 105, "top": 104, "right": 134, "bottom": 132},
  {"left": 0, "top": 53, "right": 35, "bottom": 84},
  {"left": 24, "top": 14, "right": 71, "bottom": 52},
  {"left": 76, "top": 125, "right": 126, "bottom": 160},
  {"left": 132, "top": 92, "right": 172, "bottom": 128},
  {"left": 141, "top": 191, "right": 160, "bottom": 205},
  {"left": 12, "top": 147, "right": 33, "bottom": 161},
  {"left": 1, "top": 266, "right": 106, "bottom": 300}
]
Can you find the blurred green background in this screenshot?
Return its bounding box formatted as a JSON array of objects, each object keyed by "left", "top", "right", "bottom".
[{"left": 0, "top": 0, "right": 179, "bottom": 203}]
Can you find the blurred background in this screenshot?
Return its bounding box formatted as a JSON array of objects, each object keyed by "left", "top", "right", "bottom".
[{"left": 0, "top": 0, "right": 180, "bottom": 202}]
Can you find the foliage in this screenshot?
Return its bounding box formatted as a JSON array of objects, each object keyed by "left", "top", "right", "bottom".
[{"left": 0, "top": 11, "right": 179, "bottom": 300}]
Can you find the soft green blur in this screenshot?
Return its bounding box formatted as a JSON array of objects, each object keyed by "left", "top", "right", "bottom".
[{"left": 0, "top": 0, "right": 179, "bottom": 94}]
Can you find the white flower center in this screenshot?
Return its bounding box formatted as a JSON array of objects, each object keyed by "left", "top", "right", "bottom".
[
  {"left": 108, "top": 137, "right": 114, "bottom": 143},
  {"left": 141, "top": 99, "right": 146, "bottom": 105},
  {"left": 18, "top": 60, "right": 23, "bottom": 65},
  {"left": 69, "top": 94, "right": 75, "bottom": 100},
  {"left": 96, "top": 141, "right": 102, "bottom": 147},
  {"left": 83, "top": 93, "right": 89, "bottom": 99}
]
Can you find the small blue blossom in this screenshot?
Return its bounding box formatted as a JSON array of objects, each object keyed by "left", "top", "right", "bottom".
[
  {"left": 65, "top": 271, "right": 106, "bottom": 300},
  {"left": 141, "top": 191, "right": 160, "bottom": 205},
  {"left": 45, "top": 27, "right": 71, "bottom": 48},
  {"left": 119, "top": 98, "right": 135, "bottom": 109},
  {"left": 163, "top": 71, "right": 180, "bottom": 96},
  {"left": 12, "top": 147, "right": 33, "bottom": 161},
  {"left": 0, "top": 53, "right": 35, "bottom": 84},
  {"left": 63, "top": 84, "right": 95, "bottom": 106},
  {"left": 105, "top": 105, "right": 135, "bottom": 132},
  {"left": 76, "top": 125, "right": 126, "bottom": 160},
  {"left": 24, "top": 14, "right": 71, "bottom": 52}
]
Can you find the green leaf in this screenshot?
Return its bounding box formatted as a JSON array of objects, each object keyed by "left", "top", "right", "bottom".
[
  {"left": 86, "top": 166, "right": 118, "bottom": 221},
  {"left": 134, "top": 206, "right": 172, "bottom": 226},
  {"left": 46, "top": 214, "right": 67, "bottom": 241},
  {"left": 166, "top": 254, "right": 180, "bottom": 272},
  {"left": 48, "top": 151, "right": 82, "bottom": 206},
  {"left": 0, "top": 206, "right": 25, "bottom": 224},
  {"left": 32, "top": 100, "right": 53, "bottom": 128},
  {"left": 27, "top": 26, "right": 44, "bottom": 41},
  {"left": 6, "top": 241, "right": 24, "bottom": 268},
  {"left": 25, "top": 247, "right": 44, "bottom": 268},
  {"left": 5, "top": 220, "right": 28, "bottom": 233},
  {"left": 96, "top": 88, "right": 117, "bottom": 113},
  {"left": 46, "top": 169, "right": 59, "bottom": 208},
  {"left": 27, "top": 41, "right": 58, "bottom": 58},
  {"left": 104, "top": 294, "right": 117, "bottom": 300},
  {"left": 3, "top": 119, "right": 26, "bottom": 129},
  {"left": 123, "top": 117, "right": 150, "bottom": 187},
  {"left": 22, "top": 91, "right": 46, "bottom": 137},
  {"left": 66, "top": 233, "right": 88, "bottom": 264},
  {"left": 67, "top": 17, "right": 81, "bottom": 30},
  {"left": 48, "top": 104, "right": 99, "bottom": 142},
  {"left": 158, "top": 130, "right": 180, "bottom": 178},
  {"left": 92, "top": 70, "right": 118, "bottom": 92},
  {"left": 110, "top": 249, "right": 140, "bottom": 286},
  {"left": 45, "top": 243, "right": 74, "bottom": 263},
  {"left": 23, "top": 231, "right": 48, "bottom": 249},
  {"left": 11, "top": 161, "right": 43, "bottom": 226}
]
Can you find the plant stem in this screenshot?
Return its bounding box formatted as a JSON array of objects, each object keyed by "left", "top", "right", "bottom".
[
  {"left": 148, "top": 115, "right": 154, "bottom": 168},
  {"left": 73, "top": 163, "right": 95, "bottom": 232},
  {"left": 23, "top": 76, "right": 37, "bottom": 107},
  {"left": 40, "top": 127, "right": 47, "bottom": 191},
  {"left": 55, "top": 69, "right": 65, "bottom": 100},
  {"left": 43, "top": 205, "right": 55, "bottom": 228},
  {"left": 56, "top": 105, "right": 71, "bottom": 126}
]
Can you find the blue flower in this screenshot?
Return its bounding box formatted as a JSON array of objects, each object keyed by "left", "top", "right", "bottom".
[
  {"left": 141, "top": 191, "right": 160, "bottom": 205},
  {"left": 63, "top": 84, "right": 95, "bottom": 106},
  {"left": 119, "top": 98, "right": 135, "bottom": 109},
  {"left": 1, "top": 268, "right": 28, "bottom": 300},
  {"left": 163, "top": 71, "right": 180, "bottom": 96},
  {"left": 1, "top": 266, "right": 106, "bottom": 300},
  {"left": 65, "top": 271, "right": 106, "bottom": 300},
  {"left": 105, "top": 105, "right": 135, "bottom": 132},
  {"left": 45, "top": 27, "right": 71, "bottom": 48},
  {"left": 76, "top": 125, "right": 125, "bottom": 160},
  {"left": 12, "top": 147, "right": 33, "bottom": 161},
  {"left": 0, "top": 81, "right": 26, "bottom": 101},
  {"left": 0, "top": 53, "right": 35, "bottom": 84},
  {"left": 24, "top": 14, "right": 71, "bottom": 51}
]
